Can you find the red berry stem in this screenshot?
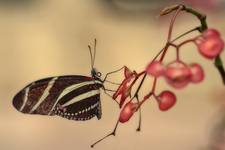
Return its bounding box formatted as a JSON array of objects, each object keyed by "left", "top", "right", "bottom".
[
  {"left": 166, "top": 43, "right": 180, "bottom": 60},
  {"left": 130, "top": 44, "right": 171, "bottom": 103},
  {"left": 215, "top": 56, "right": 225, "bottom": 84},
  {"left": 160, "top": 44, "right": 170, "bottom": 62},
  {"left": 177, "top": 39, "right": 195, "bottom": 48},
  {"left": 151, "top": 77, "right": 158, "bottom": 93},
  {"left": 166, "top": 5, "right": 184, "bottom": 43},
  {"left": 91, "top": 5, "right": 225, "bottom": 148},
  {"left": 129, "top": 71, "right": 146, "bottom": 91},
  {"left": 162, "top": 4, "right": 225, "bottom": 85},
  {"left": 138, "top": 4, "right": 225, "bottom": 112},
  {"left": 136, "top": 46, "right": 171, "bottom": 108},
  {"left": 172, "top": 27, "right": 201, "bottom": 42},
  {"left": 131, "top": 23, "right": 202, "bottom": 110},
  {"left": 136, "top": 92, "right": 153, "bottom": 110},
  {"left": 176, "top": 48, "right": 180, "bottom": 61},
  {"left": 133, "top": 5, "right": 214, "bottom": 111},
  {"left": 182, "top": 5, "right": 225, "bottom": 85},
  {"left": 181, "top": 6, "right": 207, "bottom": 32}
]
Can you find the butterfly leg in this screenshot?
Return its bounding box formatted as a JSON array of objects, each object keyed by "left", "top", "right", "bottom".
[
  {"left": 103, "top": 66, "right": 126, "bottom": 84},
  {"left": 90, "top": 120, "right": 119, "bottom": 148},
  {"left": 102, "top": 87, "right": 119, "bottom": 105}
]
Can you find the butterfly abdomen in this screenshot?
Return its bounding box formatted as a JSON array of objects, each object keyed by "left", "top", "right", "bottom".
[{"left": 12, "top": 75, "right": 103, "bottom": 121}]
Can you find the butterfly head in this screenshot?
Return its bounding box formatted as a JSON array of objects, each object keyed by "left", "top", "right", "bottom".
[{"left": 91, "top": 68, "right": 102, "bottom": 79}]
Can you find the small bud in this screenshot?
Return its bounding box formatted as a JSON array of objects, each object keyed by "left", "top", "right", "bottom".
[{"left": 160, "top": 4, "right": 183, "bottom": 16}]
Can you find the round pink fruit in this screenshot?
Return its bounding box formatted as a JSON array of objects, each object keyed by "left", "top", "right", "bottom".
[
  {"left": 197, "top": 36, "right": 224, "bottom": 59},
  {"left": 165, "top": 61, "right": 191, "bottom": 89},
  {"left": 146, "top": 60, "right": 165, "bottom": 77},
  {"left": 189, "top": 63, "right": 204, "bottom": 83},
  {"left": 156, "top": 90, "right": 176, "bottom": 111},
  {"left": 119, "top": 102, "right": 137, "bottom": 123},
  {"left": 202, "top": 28, "right": 220, "bottom": 38}
]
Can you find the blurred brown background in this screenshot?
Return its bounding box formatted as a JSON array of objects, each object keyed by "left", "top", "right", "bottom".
[{"left": 0, "top": 0, "right": 225, "bottom": 150}]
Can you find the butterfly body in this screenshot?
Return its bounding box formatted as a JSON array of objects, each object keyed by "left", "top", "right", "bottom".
[{"left": 13, "top": 75, "right": 104, "bottom": 121}]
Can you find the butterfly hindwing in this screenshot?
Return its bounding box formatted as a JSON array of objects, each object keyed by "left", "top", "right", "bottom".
[
  {"left": 13, "top": 75, "right": 103, "bottom": 121},
  {"left": 53, "top": 93, "right": 102, "bottom": 121}
]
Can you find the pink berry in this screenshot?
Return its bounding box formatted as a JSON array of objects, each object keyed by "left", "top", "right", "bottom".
[
  {"left": 146, "top": 60, "right": 165, "bottom": 77},
  {"left": 189, "top": 63, "right": 204, "bottom": 83},
  {"left": 197, "top": 36, "right": 224, "bottom": 59},
  {"left": 156, "top": 90, "right": 176, "bottom": 111},
  {"left": 119, "top": 102, "right": 137, "bottom": 123},
  {"left": 202, "top": 28, "right": 220, "bottom": 38},
  {"left": 165, "top": 61, "right": 191, "bottom": 89}
]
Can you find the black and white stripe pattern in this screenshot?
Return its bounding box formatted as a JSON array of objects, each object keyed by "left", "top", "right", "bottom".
[{"left": 13, "top": 75, "right": 103, "bottom": 121}]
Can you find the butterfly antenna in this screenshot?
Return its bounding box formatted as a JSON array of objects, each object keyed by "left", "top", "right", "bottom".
[
  {"left": 88, "top": 45, "right": 94, "bottom": 70},
  {"left": 92, "top": 38, "right": 97, "bottom": 67}
]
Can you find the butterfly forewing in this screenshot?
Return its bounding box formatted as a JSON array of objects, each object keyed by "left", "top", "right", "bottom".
[{"left": 13, "top": 75, "right": 103, "bottom": 121}]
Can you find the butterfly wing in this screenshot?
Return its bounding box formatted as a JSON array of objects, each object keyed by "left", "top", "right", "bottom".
[
  {"left": 13, "top": 75, "right": 103, "bottom": 121},
  {"left": 54, "top": 92, "right": 102, "bottom": 121}
]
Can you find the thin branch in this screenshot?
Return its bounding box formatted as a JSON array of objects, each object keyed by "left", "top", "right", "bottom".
[{"left": 182, "top": 5, "right": 225, "bottom": 85}]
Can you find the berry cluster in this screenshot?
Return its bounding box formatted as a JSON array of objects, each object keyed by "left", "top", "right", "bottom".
[
  {"left": 91, "top": 4, "right": 225, "bottom": 148},
  {"left": 117, "top": 9, "right": 224, "bottom": 124}
]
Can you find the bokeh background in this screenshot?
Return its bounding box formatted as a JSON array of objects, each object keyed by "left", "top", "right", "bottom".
[{"left": 0, "top": 0, "right": 225, "bottom": 150}]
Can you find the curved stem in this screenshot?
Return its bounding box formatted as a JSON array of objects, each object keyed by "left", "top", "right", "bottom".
[
  {"left": 167, "top": 5, "right": 184, "bottom": 42},
  {"left": 131, "top": 25, "right": 199, "bottom": 110},
  {"left": 176, "top": 48, "right": 180, "bottom": 61},
  {"left": 151, "top": 77, "right": 157, "bottom": 93},
  {"left": 182, "top": 5, "right": 225, "bottom": 85},
  {"left": 177, "top": 39, "right": 195, "bottom": 48},
  {"left": 182, "top": 6, "right": 207, "bottom": 32},
  {"left": 215, "top": 56, "right": 225, "bottom": 84},
  {"left": 91, "top": 120, "right": 119, "bottom": 148},
  {"left": 172, "top": 27, "right": 200, "bottom": 42},
  {"left": 133, "top": 72, "right": 147, "bottom": 98},
  {"left": 137, "top": 92, "right": 153, "bottom": 110},
  {"left": 135, "top": 96, "right": 142, "bottom": 131}
]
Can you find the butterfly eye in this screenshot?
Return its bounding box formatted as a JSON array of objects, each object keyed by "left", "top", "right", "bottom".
[{"left": 97, "top": 72, "right": 102, "bottom": 77}]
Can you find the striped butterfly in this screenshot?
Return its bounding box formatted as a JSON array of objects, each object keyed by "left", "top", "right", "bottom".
[{"left": 12, "top": 39, "right": 119, "bottom": 121}]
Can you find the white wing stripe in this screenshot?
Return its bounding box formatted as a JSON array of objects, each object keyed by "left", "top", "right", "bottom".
[
  {"left": 48, "top": 80, "right": 102, "bottom": 114},
  {"left": 19, "top": 87, "right": 29, "bottom": 111},
  {"left": 30, "top": 77, "right": 58, "bottom": 113},
  {"left": 57, "top": 80, "right": 102, "bottom": 101},
  {"left": 62, "top": 89, "right": 100, "bottom": 107}
]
